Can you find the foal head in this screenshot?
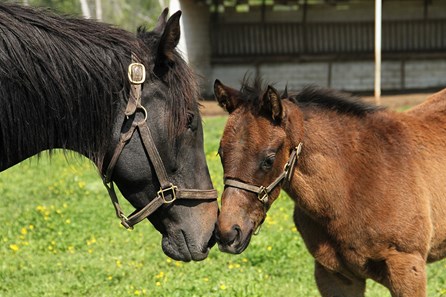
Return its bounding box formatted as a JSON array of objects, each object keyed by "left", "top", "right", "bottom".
[{"left": 214, "top": 79, "right": 302, "bottom": 254}]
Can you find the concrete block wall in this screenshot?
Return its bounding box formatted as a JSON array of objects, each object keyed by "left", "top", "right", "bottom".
[
  {"left": 330, "top": 61, "right": 402, "bottom": 91},
  {"left": 405, "top": 60, "right": 446, "bottom": 89},
  {"left": 259, "top": 62, "right": 328, "bottom": 90},
  {"left": 208, "top": 59, "right": 446, "bottom": 95}
]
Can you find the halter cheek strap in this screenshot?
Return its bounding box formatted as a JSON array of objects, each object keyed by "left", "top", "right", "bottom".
[
  {"left": 224, "top": 142, "right": 303, "bottom": 211},
  {"left": 102, "top": 56, "right": 217, "bottom": 229}
]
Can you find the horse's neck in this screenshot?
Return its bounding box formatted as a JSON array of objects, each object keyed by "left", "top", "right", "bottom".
[
  {"left": 0, "top": 102, "right": 119, "bottom": 172},
  {"left": 286, "top": 108, "right": 378, "bottom": 219}
]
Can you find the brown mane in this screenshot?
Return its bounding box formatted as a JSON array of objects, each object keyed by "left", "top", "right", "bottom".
[{"left": 235, "top": 77, "right": 382, "bottom": 118}]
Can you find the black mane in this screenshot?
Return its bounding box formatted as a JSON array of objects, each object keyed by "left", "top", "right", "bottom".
[
  {"left": 237, "top": 77, "right": 381, "bottom": 117},
  {"left": 0, "top": 4, "right": 197, "bottom": 169},
  {"left": 291, "top": 86, "right": 383, "bottom": 116}
]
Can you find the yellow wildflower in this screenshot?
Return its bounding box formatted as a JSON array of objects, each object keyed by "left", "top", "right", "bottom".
[
  {"left": 78, "top": 181, "right": 86, "bottom": 189},
  {"left": 9, "top": 244, "right": 19, "bottom": 252},
  {"left": 155, "top": 271, "right": 164, "bottom": 279},
  {"left": 86, "top": 236, "right": 96, "bottom": 245}
]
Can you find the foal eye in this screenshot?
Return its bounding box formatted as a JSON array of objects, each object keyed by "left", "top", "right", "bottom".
[{"left": 261, "top": 154, "right": 276, "bottom": 170}]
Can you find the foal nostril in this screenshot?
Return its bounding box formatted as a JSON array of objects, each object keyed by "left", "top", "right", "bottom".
[
  {"left": 232, "top": 224, "right": 241, "bottom": 239},
  {"left": 218, "top": 224, "right": 242, "bottom": 246}
]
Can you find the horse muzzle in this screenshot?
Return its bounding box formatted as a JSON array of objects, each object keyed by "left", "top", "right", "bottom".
[{"left": 161, "top": 231, "right": 214, "bottom": 262}]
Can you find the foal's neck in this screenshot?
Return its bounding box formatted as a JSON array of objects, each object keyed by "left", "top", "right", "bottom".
[{"left": 285, "top": 105, "right": 380, "bottom": 219}]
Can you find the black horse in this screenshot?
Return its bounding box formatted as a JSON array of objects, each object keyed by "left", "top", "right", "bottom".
[{"left": 0, "top": 4, "right": 218, "bottom": 262}]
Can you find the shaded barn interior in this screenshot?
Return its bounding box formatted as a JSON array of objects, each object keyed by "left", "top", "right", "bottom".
[{"left": 173, "top": 0, "right": 446, "bottom": 95}]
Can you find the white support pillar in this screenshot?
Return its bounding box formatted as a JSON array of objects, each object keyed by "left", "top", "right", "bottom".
[
  {"left": 374, "top": 0, "right": 382, "bottom": 105},
  {"left": 169, "top": 0, "right": 189, "bottom": 63}
]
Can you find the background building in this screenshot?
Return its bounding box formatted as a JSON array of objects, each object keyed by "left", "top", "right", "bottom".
[{"left": 170, "top": 0, "right": 446, "bottom": 96}]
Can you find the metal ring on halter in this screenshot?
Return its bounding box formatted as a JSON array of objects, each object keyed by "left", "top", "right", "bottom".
[{"left": 134, "top": 106, "right": 148, "bottom": 124}]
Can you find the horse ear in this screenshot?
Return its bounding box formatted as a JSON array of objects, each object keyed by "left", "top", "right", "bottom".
[
  {"left": 263, "top": 85, "right": 283, "bottom": 121},
  {"left": 158, "top": 10, "right": 181, "bottom": 62},
  {"left": 214, "top": 79, "right": 239, "bottom": 113},
  {"left": 153, "top": 8, "right": 169, "bottom": 34}
]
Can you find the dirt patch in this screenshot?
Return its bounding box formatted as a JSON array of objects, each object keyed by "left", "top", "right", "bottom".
[{"left": 199, "top": 92, "right": 434, "bottom": 117}]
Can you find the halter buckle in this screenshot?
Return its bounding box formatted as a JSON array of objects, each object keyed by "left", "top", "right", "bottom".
[
  {"left": 158, "top": 184, "right": 178, "bottom": 204},
  {"left": 128, "top": 62, "right": 146, "bottom": 84},
  {"left": 119, "top": 214, "right": 134, "bottom": 230},
  {"left": 257, "top": 186, "right": 269, "bottom": 204}
]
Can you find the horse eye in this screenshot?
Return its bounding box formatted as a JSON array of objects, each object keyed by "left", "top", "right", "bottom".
[
  {"left": 261, "top": 154, "right": 275, "bottom": 170},
  {"left": 186, "top": 112, "right": 196, "bottom": 130}
]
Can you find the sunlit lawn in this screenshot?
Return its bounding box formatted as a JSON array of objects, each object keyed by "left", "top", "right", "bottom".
[{"left": 1, "top": 116, "right": 445, "bottom": 296}]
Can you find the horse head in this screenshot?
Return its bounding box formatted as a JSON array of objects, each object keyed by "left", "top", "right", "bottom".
[
  {"left": 105, "top": 10, "right": 218, "bottom": 261},
  {"left": 0, "top": 4, "right": 218, "bottom": 262}
]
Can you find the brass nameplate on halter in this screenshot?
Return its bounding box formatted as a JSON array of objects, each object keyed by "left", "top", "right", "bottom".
[{"left": 128, "top": 62, "right": 146, "bottom": 84}]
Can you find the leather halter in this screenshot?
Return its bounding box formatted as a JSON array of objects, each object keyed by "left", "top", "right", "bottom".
[
  {"left": 102, "top": 57, "right": 218, "bottom": 229},
  {"left": 224, "top": 143, "right": 303, "bottom": 212}
]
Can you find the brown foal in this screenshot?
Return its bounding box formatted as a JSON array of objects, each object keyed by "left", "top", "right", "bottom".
[{"left": 214, "top": 78, "right": 446, "bottom": 297}]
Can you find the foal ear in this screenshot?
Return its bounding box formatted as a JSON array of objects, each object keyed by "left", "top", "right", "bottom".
[
  {"left": 214, "top": 79, "right": 240, "bottom": 113},
  {"left": 158, "top": 10, "right": 181, "bottom": 62},
  {"left": 263, "top": 85, "right": 283, "bottom": 121},
  {"left": 153, "top": 8, "right": 169, "bottom": 34},
  {"left": 281, "top": 85, "right": 288, "bottom": 99}
]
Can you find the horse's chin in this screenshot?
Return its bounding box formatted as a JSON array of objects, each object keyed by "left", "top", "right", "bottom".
[{"left": 161, "top": 233, "right": 212, "bottom": 262}]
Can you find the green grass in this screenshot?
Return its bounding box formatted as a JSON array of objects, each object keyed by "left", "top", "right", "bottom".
[{"left": 1, "top": 116, "right": 445, "bottom": 296}]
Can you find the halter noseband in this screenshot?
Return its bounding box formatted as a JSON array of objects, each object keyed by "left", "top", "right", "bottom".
[
  {"left": 224, "top": 142, "right": 303, "bottom": 211},
  {"left": 102, "top": 56, "right": 217, "bottom": 229}
]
